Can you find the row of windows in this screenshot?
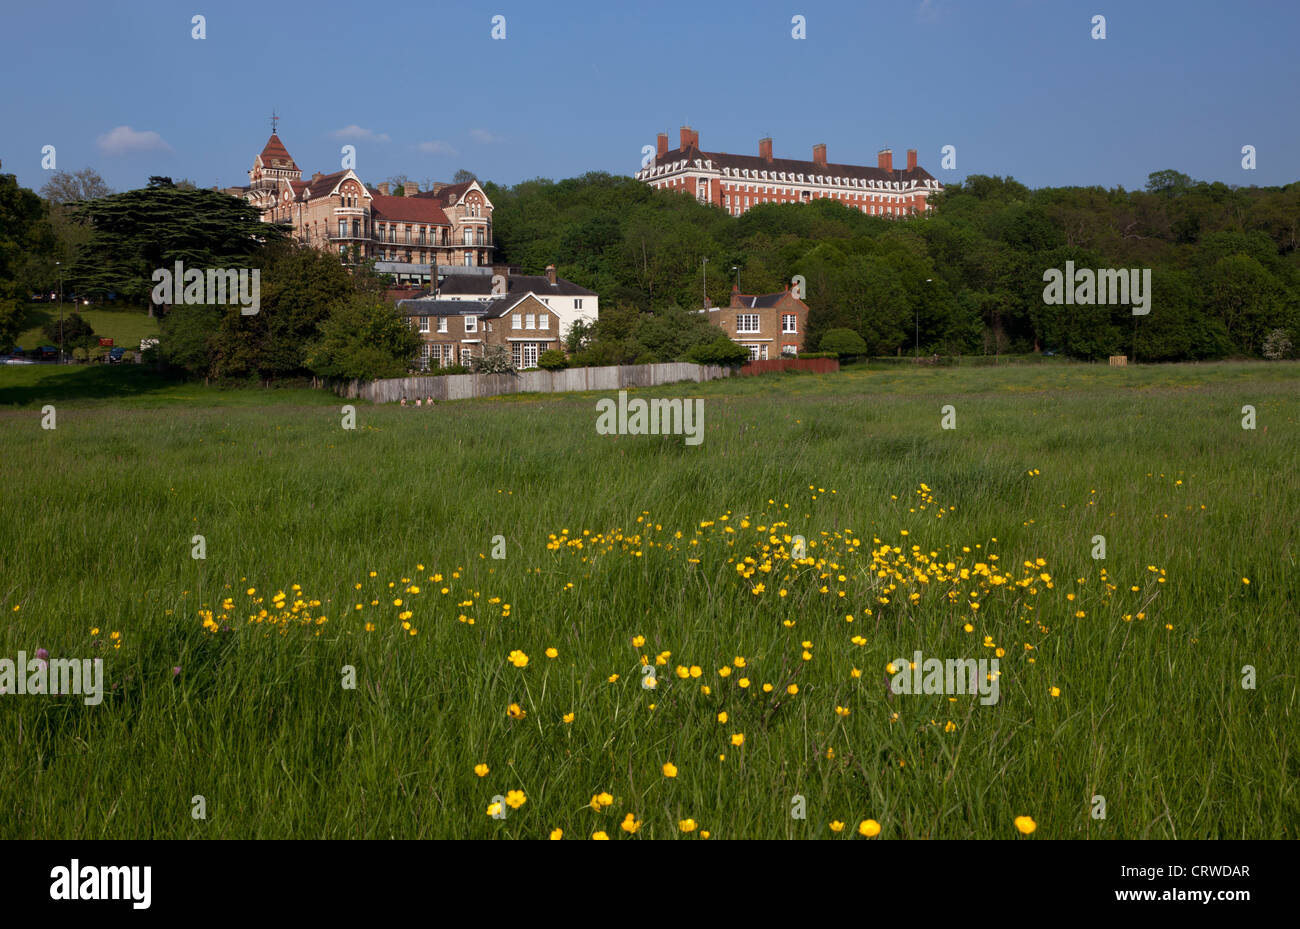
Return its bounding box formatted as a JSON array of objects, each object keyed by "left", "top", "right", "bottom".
[
  {"left": 417, "top": 315, "right": 477, "bottom": 333},
  {"left": 511, "top": 313, "right": 550, "bottom": 330},
  {"left": 740, "top": 343, "right": 801, "bottom": 361},
  {"left": 736, "top": 314, "right": 798, "bottom": 334}
]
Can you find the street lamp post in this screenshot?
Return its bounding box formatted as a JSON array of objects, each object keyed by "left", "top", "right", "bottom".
[
  {"left": 702, "top": 257, "right": 709, "bottom": 309},
  {"left": 56, "top": 261, "right": 64, "bottom": 364},
  {"left": 732, "top": 265, "right": 740, "bottom": 292}
]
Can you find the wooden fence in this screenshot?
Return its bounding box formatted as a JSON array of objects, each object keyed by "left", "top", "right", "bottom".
[{"left": 334, "top": 362, "right": 734, "bottom": 404}]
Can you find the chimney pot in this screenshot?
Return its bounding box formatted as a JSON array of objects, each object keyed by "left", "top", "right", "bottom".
[
  {"left": 378, "top": 182, "right": 390, "bottom": 196},
  {"left": 403, "top": 181, "right": 419, "bottom": 196}
]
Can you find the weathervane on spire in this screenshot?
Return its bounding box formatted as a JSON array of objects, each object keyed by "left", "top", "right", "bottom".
[{"left": 271, "top": 110, "right": 279, "bottom": 135}]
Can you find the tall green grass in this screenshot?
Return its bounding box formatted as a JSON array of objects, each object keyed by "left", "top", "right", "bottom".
[{"left": 0, "top": 361, "right": 1295, "bottom": 838}]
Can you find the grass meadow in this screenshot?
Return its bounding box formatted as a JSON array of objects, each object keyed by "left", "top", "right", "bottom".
[{"left": 0, "top": 360, "right": 1296, "bottom": 839}]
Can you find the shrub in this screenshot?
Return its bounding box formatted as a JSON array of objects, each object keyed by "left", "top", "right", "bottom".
[
  {"left": 795, "top": 351, "right": 838, "bottom": 360},
  {"left": 1262, "top": 329, "right": 1294, "bottom": 360},
  {"left": 469, "top": 344, "right": 516, "bottom": 374},
  {"left": 538, "top": 349, "right": 568, "bottom": 371},
  {"left": 72, "top": 347, "right": 89, "bottom": 363},
  {"left": 686, "top": 337, "right": 750, "bottom": 366},
  {"left": 819, "top": 328, "right": 868, "bottom": 356}
]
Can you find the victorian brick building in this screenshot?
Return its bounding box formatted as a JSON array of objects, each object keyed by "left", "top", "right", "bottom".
[
  {"left": 233, "top": 131, "right": 495, "bottom": 279},
  {"left": 636, "top": 127, "right": 942, "bottom": 218},
  {"left": 396, "top": 292, "right": 562, "bottom": 370}
]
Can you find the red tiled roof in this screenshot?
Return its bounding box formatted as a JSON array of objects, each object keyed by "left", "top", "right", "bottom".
[
  {"left": 258, "top": 134, "right": 298, "bottom": 171},
  {"left": 304, "top": 170, "right": 348, "bottom": 199},
  {"left": 371, "top": 195, "right": 450, "bottom": 225},
  {"left": 413, "top": 181, "right": 473, "bottom": 205}
]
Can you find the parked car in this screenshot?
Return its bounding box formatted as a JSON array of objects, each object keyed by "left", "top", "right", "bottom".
[
  {"left": 106, "top": 347, "right": 126, "bottom": 363},
  {"left": 34, "top": 346, "right": 59, "bottom": 361},
  {"left": 2, "top": 355, "right": 36, "bottom": 365}
]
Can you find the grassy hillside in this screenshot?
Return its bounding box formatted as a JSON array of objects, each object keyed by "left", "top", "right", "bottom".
[{"left": 13, "top": 304, "right": 159, "bottom": 351}]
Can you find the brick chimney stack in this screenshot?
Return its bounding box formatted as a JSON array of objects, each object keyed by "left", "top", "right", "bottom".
[
  {"left": 312, "top": 172, "right": 323, "bottom": 182},
  {"left": 403, "top": 181, "right": 419, "bottom": 196},
  {"left": 906, "top": 149, "right": 917, "bottom": 171},
  {"left": 759, "top": 137, "right": 773, "bottom": 162},
  {"left": 657, "top": 132, "right": 669, "bottom": 158},
  {"left": 378, "top": 182, "right": 390, "bottom": 196},
  {"left": 680, "top": 126, "right": 693, "bottom": 150},
  {"left": 877, "top": 149, "right": 893, "bottom": 172},
  {"left": 813, "top": 143, "right": 827, "bottom": 167},
  {"left": 545, "top": 264, "right": 557, "bottom": 285}
]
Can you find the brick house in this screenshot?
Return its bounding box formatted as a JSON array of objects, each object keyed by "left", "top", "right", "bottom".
[
  {"left": 397, "top": 292, "right": 562, "bottom": 370},
  {"left": 702, "top": 285, "right": 810, "bottom": 360},
  {"left": 432, "top": 264, "right": 598, "bottom": 339}
]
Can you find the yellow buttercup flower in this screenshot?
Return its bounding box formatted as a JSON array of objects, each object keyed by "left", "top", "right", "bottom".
[
  {"left": 562, "top": 712, "right": 575, "bottom": 724},
  {"left": 549, "top": 828, "right": 563, "bottom": 840},
  {"left": 679, "top": 819, "right": 697, "bottom": 833},
  {"left": 621, "top": 813, "right": 641, "bottom": 834},
  {"left": 1014, "top": 815, "right": 1037, "bottom": 834},
  {"left": 829, "top": 821, "right": 845, "bottom": 833},
  {"left": 505, "top": 790, "right": 527, "bottom": 810},
  {"left": 730, "top": 733, "right": 745, "bottom": 747},
  {"left": 545, "top": 647, "right": 558, "bottom": 659},
  {"left": 858, "top": 819, "right": 881, "bottom": 837},
  {"left": 507, "top": 703, "right": 526, "bottom": 720},
  {"left": 474, "top": 763, "right": 489, "bottom": 777},
  {"left": 662, "top": 762, "right": 678, "bottom": 778},
  {"left": 592, "top": 831, "right": 609, "bottom": 840}
]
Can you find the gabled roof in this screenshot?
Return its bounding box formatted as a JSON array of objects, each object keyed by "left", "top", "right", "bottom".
[
  {"left": 730, "top": 287, "right": 806, "bottom": 310},
  {"left": 371, "top": 195, "right": 451, "bottom": 225},
  {"left": 257, "top": 134, "right": 299, "bottom": 172},
  {"left": 650, "top": 146, "right": 938, "bottom": 186},
  {"left": 438, "top": 272, "right": 596, "bottom": 298}
]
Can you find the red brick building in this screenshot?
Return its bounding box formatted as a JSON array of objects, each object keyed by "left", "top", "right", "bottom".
[
  {"left": 636, "top": 127, "right": 941, "bottom": 218},
  {"left": 231, "top": 131, "right": 495, "bottom": 280},
  {"left": 702, "top": 285, "right": 810, "bottom": 360}
]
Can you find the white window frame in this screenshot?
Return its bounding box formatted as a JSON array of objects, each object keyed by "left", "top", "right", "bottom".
[
  {"left": 464, "top": 315, "right": 477, "bottom": 333},
  {"left": 512, "top": 314, "right": 521, "bottom": 330},
  {"left": 419, "top": 316, "right": 430, "bottom": 333},
  {"left": 782, "top": 314, "right": 797, "bottom": 334},
  {"left": 737, "top": 314, "right": 760, "bottom": 334}
]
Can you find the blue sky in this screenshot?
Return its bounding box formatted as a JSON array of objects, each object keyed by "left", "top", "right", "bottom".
[{"left": 2, "top": 0, "right": 1296, "bottom": 195}]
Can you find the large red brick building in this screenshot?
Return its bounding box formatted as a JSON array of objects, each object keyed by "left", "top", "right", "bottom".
[
  {"left": 230, "top": 131, "right": 495, "bottom": 282},
  {"left": 636, "top": 127, "right": 942, "bottom": 218}
]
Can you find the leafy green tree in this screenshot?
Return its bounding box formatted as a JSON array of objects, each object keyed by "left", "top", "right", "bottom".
[
  {"left": 42, "top": 311, "right": 96, "bottom": 351},
  {"left": 69, "top": 177, "right": 288, "bottom": 309},
  {"left": 304, "top": 297, "right": 420, "bottom": 381}
]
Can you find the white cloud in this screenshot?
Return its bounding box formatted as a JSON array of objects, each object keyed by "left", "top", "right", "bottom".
[
  {"left": 417, "top": 140, "right": 457, "bottom": 155},
  {"left": 331, "top": 124, "right": 391, "bottom": 142},
  {"left": 96, "top": 126, "right": 173, "bottom": 155},
  {"left": 468, "top": 128, "right": 500, "bottom": 144}
]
